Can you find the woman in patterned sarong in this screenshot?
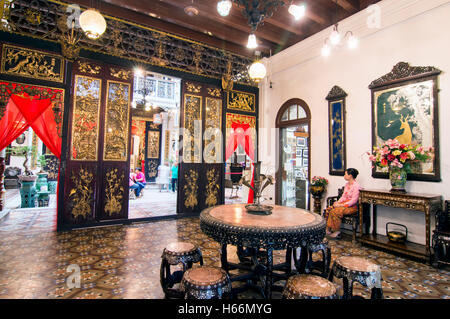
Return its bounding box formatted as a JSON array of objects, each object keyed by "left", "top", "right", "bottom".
[{"left": 324, "top": 168, "right": 360, "bottom": 239}]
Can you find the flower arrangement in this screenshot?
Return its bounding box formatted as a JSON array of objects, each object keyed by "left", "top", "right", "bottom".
[
  {"left": 311, "top": 176, "right": 329, "bottom": 188},
  {"left": 368, "top": 139, "right": 433, "bottom": 171}
]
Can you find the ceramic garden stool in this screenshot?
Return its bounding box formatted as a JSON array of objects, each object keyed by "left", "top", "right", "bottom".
[
  {"left": 180, "top": 266, "right": 232, "bottom": 299},
  {"left": 282, "top": 274, "right": 337, "bottom": 299},
  {"left": 328, "top": 256, "right": 383, "bottom": 299},
  {"left": 160, "top": 242, "right": 203, "bottom": 298}
]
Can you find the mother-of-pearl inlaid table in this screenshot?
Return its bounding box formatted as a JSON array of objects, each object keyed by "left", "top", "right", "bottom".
[{"left": 200, "top": 204, "right": 326, "bottom": 298}]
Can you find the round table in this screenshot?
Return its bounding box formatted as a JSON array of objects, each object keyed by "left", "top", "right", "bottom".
[{"left": 200, "top": 204, "right": 326, "bottom": 298}]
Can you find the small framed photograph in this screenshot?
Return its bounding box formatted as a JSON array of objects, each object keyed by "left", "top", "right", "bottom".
[
  {"left": 302, "top": 158, "right": 308, "bottom": 167},
  {"left": 296, "top": 149, "right": 302, "bottom": 157},
  {"left": 303, "top": 149, "right": 308, "bottom": 158},
  {"left": 297, "top": 137, "right": 306, "bottom": 147}
]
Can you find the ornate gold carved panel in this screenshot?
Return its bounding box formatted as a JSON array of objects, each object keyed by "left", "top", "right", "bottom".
[
  {"left": 147, "top": 131, "right": 160, "bottom": 159},
  {"left": 183, "top": 94, "right": 202, "bottom": 163},
  {"left": 71, "top": 75, "right": 101, "bottom": 161},
  {"left": 1, "top": 44, "right": 64, "bottom": 83},
  {"left": 226, "top": 112, "right": 256, "bottom": 148},
  {"left": 69, "top": 167, "right": 94, "bottom": 219},
  {"left": 205, "top": 97, "right": 222, "bottom": 163},
  {"left": 184, "top": 169, "right": 199, "bottom": 209},
  {"left": 227, "top": 90, "right": 256, "bottom": 113},
  {"left": 186, "top": 82, "right": 201, "bottom": 93},
  {"left": 205, "top": 168, "right": 220, "bottom": 207},
  {"left": 164, "top": 130, "right": 170, "bottom": 162},
  {"left": 104, "top": 168, "right": 125, "bottom": 216},
  {"left": 103, "top": 81, "right": 130, "bottom": 161},
  {"left": 78, "top": 61, "right": 101, "bottom": 75},
  {"left": 207, "top": 88, "right": 221, "bottom": 98},
  {"left": 110, "top": 68, "right": 132, "bottom": 80}
]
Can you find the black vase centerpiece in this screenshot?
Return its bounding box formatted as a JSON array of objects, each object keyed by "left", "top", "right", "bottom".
[{"left": 242, "top": 161, "right": 274, "bottom": 215}]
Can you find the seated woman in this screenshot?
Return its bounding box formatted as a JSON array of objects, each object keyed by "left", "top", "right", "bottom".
[{"left": 325, "top": 168, "right": 360, "bottom": 239}]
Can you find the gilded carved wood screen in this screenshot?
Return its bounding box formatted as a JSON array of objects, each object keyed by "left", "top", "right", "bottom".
[
  {"left": 145, "top": 122, "right": 162, "bottom": 182},
  {"left": 62, "top": 59, "right": 133, "bottom": 228},
  {"left": 177, "top": 81, "right": 224, "bottom": 214}
]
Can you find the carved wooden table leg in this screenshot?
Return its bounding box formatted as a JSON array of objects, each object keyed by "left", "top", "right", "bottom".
[{"left": 264, "top": 247, "right": 274, "bottom": 299}]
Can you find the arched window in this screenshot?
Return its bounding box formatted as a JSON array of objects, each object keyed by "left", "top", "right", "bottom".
[{"left": 275, "top": 99, "right": 311, "bottom": 209}]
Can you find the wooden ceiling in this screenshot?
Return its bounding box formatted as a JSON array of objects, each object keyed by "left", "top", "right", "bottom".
[{"left": 72, "top": 0, "right": 381, "bottom": 58}]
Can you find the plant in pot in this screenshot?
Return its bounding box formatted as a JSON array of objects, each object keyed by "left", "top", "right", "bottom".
[
  {"left": 36, "top": 155, "right": 49, "bottom": 192},
  {"left": 309, "top": 176, "right": 328, "bottom": 213},
  {"left": 6, "top": 146, "right": 38, "bottom": 207}
]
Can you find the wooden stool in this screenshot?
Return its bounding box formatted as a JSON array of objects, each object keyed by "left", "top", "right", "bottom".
[
  {"left": 292, "top": 239, "right": 331, "bottom": 278},
  {"left": 282, "top": 274, "right": 337, "bottom": 299},
  {"left": 181, "top": 266, "right": 232, "bottom": 299},
  {"left": 160, "top": 242, "right": 203, "bottom": 298},
  {"left": 329, "top": 256, "right": 383, "bottom": 299}
]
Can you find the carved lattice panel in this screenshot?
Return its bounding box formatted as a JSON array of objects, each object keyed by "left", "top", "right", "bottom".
[
  {"left": 103, "top": 81, "right": 130, "bottom": 161},
  {"left": 205, "top": 97, "right": 222, "bottom": 164},
  {"left": 70, "top": 75, "right": 101, "bottom": 161},
  {"left": 98, "top": 164, "right": 128, "bottom": 220},
  {"left": 182, "top": 94, "right": 202, "bottom": 163}
]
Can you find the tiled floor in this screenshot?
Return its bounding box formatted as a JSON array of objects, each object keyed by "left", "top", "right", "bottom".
[
  {"left": 128, "top": 185, "right": 177, "bottom": 219},
  {"left": 0, "top": 206, "right": 449, "bottom": 299}
]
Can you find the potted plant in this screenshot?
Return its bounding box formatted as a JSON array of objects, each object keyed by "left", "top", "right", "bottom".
[
  {"left": 309, "top": 176, "right": 329, "bottom": 196},
  {"left": 36, "top": 155, "right": 49, "bottom": 192},
  {"left": 6, "top": 146, "right": 38, "bottom": 207}
]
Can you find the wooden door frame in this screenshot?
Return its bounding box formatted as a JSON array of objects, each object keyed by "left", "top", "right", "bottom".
[{"left": 275, "top": 98, "right": 311, "bottom": 208}]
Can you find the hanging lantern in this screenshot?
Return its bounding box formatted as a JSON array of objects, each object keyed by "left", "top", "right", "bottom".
[
  {"left": 248, "top": 60, "right": 266, "bottom": 83},
  {"left": 79, "top": 8, "right": 107, "bottom": 39}
]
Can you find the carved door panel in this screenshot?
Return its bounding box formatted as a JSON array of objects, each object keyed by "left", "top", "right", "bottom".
[
  {"left": 145, "top": 122, "right": 162, "bottom": 182},
  {"left": 177, "top": 81, "right": 224, "bottom": 214},
  {"left": 62, "top": 66, "right": 103, "bottom": 227},
  {"left": 62, "top": 60, "right": 133, "bottom": 227}
]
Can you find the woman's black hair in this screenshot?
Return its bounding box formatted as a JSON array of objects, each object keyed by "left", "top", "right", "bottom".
[{"left": 346, "top": 168, "right": 359, "bottom": 179}]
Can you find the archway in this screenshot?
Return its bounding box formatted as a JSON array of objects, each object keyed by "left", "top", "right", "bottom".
[{"left": 275, "top": 98, "right": 311, "bottom": 209}]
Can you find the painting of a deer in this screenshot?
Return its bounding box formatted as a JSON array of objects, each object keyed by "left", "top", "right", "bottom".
[{"left": 395, "top": 115, "right": 412, "bottom": 144}]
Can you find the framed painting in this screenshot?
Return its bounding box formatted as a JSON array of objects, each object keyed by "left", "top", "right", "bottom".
[
  {"left": 369, "top": 62, "right": 441, "bottom": 182},
  {"left": 296, "top": 149, "right": 302, "bottom": 157},
  {"left": 326, "top": 86, "right": 347, "bottom": 176},
  {"left": 297, "top": 137, "right": 306, "bottom": 147}
]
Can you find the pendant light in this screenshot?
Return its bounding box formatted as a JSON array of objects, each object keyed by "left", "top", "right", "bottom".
[
  {"left": 248, "top": 51, "right": 266, "bottom": 83},
  {"left": 79, "top": 1, "right": 107, "bottom": 39},
  {"left": 247, "top": 33, "right": 258, "bottom": 49},
  {"left": 217, "top": 0, "right": 232, "bottom": 17}
]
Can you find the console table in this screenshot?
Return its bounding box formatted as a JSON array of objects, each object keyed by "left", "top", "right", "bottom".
[{"left": 358, "top": 189, "right": 442, "bottom": 263}]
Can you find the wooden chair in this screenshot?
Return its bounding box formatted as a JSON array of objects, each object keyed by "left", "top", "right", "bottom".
[
  {"left": 432, "top": 200, "right": 450, "bottom": 268},
  {"left": 323, "top": 187, "right": 359, "bottom": 242}
]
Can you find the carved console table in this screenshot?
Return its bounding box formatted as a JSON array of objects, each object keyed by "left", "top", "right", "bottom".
[{"left": 358, "top": 189, "right": 442, "bottom": 263}]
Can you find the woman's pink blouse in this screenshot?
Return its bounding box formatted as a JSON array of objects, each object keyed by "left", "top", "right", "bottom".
[{"left": 337, "top": 181, "right": 360, "bottom": 207}]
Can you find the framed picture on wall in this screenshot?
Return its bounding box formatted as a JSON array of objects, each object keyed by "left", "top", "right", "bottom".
[
  {"left": 296, "top": 149, "right": 302, "bottom": 157},
  {"left": 302, "top": 158, "right": 308, "bottom": 167},
  {"left": 370, "top": 62, "right": 441, "bottom": 181},
  {"left": 326, "top": 86, "right": 347, "bottom": 176},
  {"left": 303, "top": 149, "right": 308, "bottom": 158},
  {"left": 297, "top": 137, "right": 306, "bottom": 147}
]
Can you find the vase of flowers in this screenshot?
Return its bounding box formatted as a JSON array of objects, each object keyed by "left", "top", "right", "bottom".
[
  {"left": 368, "top": 139, "right": 433, "bottom": 192},
  {"left": 309, "top": 176, "right": 328, "bottom": 213}
]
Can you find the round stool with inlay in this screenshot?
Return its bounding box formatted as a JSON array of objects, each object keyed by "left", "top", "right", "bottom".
[
  {"left": 181, "top": 266, "right": 232, "bottom": 299},
  {"left": 160, "top": 242, "right": 203, "bottom": 298},
  {"left": 328, "top": 256, "right": 383, "bottom": 299},
  {"left": 282, "top": 274, "right": 337, "bottom": 299}
]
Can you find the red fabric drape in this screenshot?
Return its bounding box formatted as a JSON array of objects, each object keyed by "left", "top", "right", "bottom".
[
  {"left": 0, "top": 97, "right": 32, "bottom": 151},
  {"left": 0, "top": 95, "right": 60, "bottom": 230},
  {"left": 225, "top": 121, "right": 256, "bottom": 203}
]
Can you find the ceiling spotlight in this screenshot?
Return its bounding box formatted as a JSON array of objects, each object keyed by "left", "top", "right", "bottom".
[
  {"left": 184, "top": 6, "right": 199, "bottom": 16},
  {"left": 217, "top": 0, "right": 232, "bottom": 17},
  {"left": 288, "top": 3, "right": 306, "bottom": 20},
  {"left": 247, "top": 34, "right": 257, "bottom": 49}
]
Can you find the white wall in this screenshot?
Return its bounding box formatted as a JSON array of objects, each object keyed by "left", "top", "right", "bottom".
[{"left": 259, "top": 0, "right": 450, "bottom": 244}]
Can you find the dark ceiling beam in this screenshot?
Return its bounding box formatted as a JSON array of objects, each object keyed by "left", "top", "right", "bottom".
[
  {"left": 335, "top": 0, "right": 359, "bottom": 12},
  {"left": 68, "top": 0, "right": 262, "bottom": 57},
  {"left": 160, "top": 0, "right": 294, "bottom": 44}
]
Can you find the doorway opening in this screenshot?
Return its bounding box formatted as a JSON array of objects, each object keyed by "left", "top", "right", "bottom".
[
  {"left": 276, "top": 99, "right": 311, "bottom": 209},
  {"left": 128, "top": 69, "right": 181, "bottom": 219}
]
